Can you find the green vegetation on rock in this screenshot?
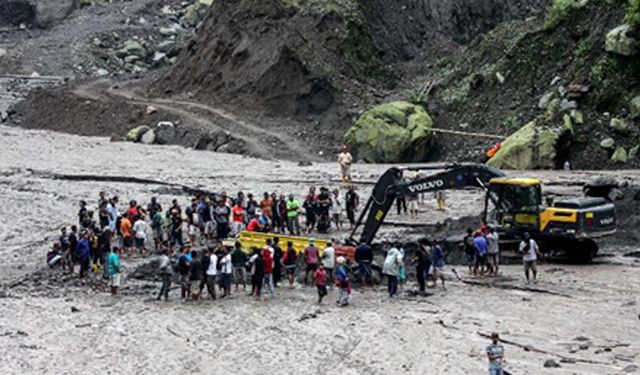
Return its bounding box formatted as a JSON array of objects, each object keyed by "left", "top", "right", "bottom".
[
  {"left": 545, "top": 0, "right": 589, "bottom": 29},
  {"left": 126, "top": 126, "right": 151, "bottom": 142},
  {"left": 611, "top": 146, "right": 628, "bottom": 162},
  {"left": 345, "top": 101, "right": 433, "bottom": 163},
  {"left": 605, "top": 24, "right": 637, "bottom": 56},
  {"left": 487, "top": 121, "right": 571, "bottom": 170},
  {"left": 610, "top": 117, "right": 629, "bottom": 133}
]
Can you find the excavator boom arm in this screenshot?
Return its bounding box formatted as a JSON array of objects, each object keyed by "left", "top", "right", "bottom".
[{"left": 350, "top": 163, "right": 506, "bottom": 244}]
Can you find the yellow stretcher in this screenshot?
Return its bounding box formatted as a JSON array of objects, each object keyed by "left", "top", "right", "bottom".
[{"left": 236, "top": 231, "right": 329, "bottom": 253}]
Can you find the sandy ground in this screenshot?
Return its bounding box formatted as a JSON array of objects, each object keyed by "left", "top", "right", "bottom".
[{"left": 1, "top": 125, "right": 639, "bottom": 374}]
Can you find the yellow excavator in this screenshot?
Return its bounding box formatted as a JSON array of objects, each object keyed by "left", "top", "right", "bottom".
[{"left": 349, "top": 163, "right": 616, "bottom": 262}]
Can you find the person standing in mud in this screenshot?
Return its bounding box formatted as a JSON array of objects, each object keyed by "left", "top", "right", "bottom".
[
  {"left": 473, "top": 231, "right": 489, "bottom": 277},
  {"left": 189, "top": 250, "right": 203, "bottom": 300},
  {"left": 151, "top": 207, "right": 164, "bottom": 252},
  {"left": 215, "top": 199, "right": 231, "bottom": 241},
  {"left": 283, "top": 241, "right": 298, "bottom": 288},
  {"left": 157, "top": 249, "right": 173, "bottom": 301},
  {"left": 78, "top": 200, "right": 88, "bottom": 227},
  {"left": 286, "top": 194, "right": 301, "bottom": 236},
  {"left": 169, "top": 209, "right": 183, "bottom": 252},
  {"left": 486, "top": 332, "right": 505, "bottom": 375},
  {"left": 431, "top": 240, "right": 446, "bottom": 289},
  {"left": 67, "top": 225, "right": 79, "bottom": 275},
  {"left": 315, "top": 264, "right": 328, "bottom": 304},
  {"left": 345, "top": 188, "right": 359, "bottom": 230},
  {"left": 303, "top": 193, "right": 318, "bottom": 234},
  {"left": 335, "top": 256, "right": 350, "bottom": 306},
  {"left": 415, "top": 239, "right": 431, "bottom": 293},
  {"left": 322, "top": 241, "right": 335, "bottom": 285},
  {"left": 338, "top": 145, "right": 353, "bottom": 185},
  {"left": 272, "top": 237, "right": 283, "bottom": 287},
  {"left": 520, "top": 233, "right": 540, "bottom": 284},
  {"left": 201, "top": 246, "right": 218, "bottom": 300},
  {"left": 463, "top": 228, "right": 476, "bottom": 274},
  {"left": 231, "top": 241, "right": 247, "bottom": 291},
  {"left": 107, "top": 196, "right": 119, "bottom": 232},
  {"left": 355, "top": 241, "right": 374, "bottom": 287},
  {"left": 59, "top": 226, "right": 70, "bottom": 267},
  {"left": 248, "top": 247, "right": 264, "bottom": 299},
  {"left": 382, "top": 244, "right": 403, "bottom": 298},
  {"left": 220, "top": 247, "right": 233, "bottom": 298},
  {"left": 178, "top": 247, "right": 192, "bottom": 301},
  {"left": 486, "top": 227, "right": 500, "bottom": 276},
  {"left": 303, "top": 238, "right": 320, "bottom": 285},
  {"left": 262, "top": 240, "right": 275, "bottom": 296},
  {"left": 120, "top": 214, "right": 133, "bottom": 254},
  {"left": 133, "top": 215, "right": 148, "bottom": 256},
  {"left": 76, "top": 230, "right": 91, "bottom": 285},
  {"left": 106, "top": 246, "right": 122, "bottom": 296}
]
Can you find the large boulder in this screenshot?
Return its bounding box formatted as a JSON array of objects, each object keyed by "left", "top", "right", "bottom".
[
  {"left": 487, "top": 121, "right": 571, "bottom": 170},
  {"left": 141, "top": 129, "right": 156, "bottom": 145},
  {"left": 155, "top": 121, "right": 176, "bottom": 144},
  {"left": 605, "top": 24, "right": 637, "bottom": 56},
  {"left": 35, "top": 0, "right": 76, "bottom": 28},
  {"left": 126, "top": 126, "right": 151, "bottom": 142},
  {"left": 344, "top": 101, "right": 433, "bottom": 163}
]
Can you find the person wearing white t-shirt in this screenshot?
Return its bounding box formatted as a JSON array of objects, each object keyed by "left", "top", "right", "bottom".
[
  {"left": 220, "top": 250, "right": 233, "bottom": 297},
  {"left": 203, "top": 249, "right": 218, "bottom": 300},
  {"left": 519, "top": 233, "right": 540, "bottom": 283},
  {"left": 132, "top": 217, "right": 148, "bottom": 254},
  {"left": 322, "top": 242, "right": 335, "bottom": 284}
]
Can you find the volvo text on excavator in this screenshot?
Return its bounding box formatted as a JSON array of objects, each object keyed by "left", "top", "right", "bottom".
[{"left": 349, "top": 163, "right": 616, "bottom": 262}]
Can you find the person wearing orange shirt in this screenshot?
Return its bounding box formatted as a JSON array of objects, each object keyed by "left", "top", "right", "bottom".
[
  {"left": 260, "top": 192, "right": 273, "bottom": 218},
  {"left": 120, "top": 216, "right": 133, "bottom": 253}
]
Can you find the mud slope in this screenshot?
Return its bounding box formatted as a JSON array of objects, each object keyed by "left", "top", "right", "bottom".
[{"left": 154, "top": 0, "right": 548, "bottom": 128}]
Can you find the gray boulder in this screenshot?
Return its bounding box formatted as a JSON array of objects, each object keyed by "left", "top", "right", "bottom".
[
  {"left": 35, "top": 0, "right": 76, "bottom": 28},
  {"left": 155, "top": 121, "right": 176, "bottom": 144},
  {"left": 123, "top": 40, "right": 145, "bottom": 55},
  {"left": 141, "top": 129, "right": 156, "bottom": 145},
  {"left": 157, "top": 40, "right": 178, "bottom": 57}
]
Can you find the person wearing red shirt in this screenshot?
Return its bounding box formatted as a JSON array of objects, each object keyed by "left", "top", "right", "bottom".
[
  {"left": 247, "top": 217, "right": 262, "bottom": 232},
  {"left": 315, "top": 265, "right": 328, "bottom": 304},
  {"left": 231, "top": 202, "right": 245, "bottom": 235},
  {"left": 262, "top": 239, "right": 275, "bottom": 296}
]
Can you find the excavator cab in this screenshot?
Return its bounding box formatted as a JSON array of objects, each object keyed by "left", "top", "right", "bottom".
[{"left": 485, "top": 178, "right": 543, "bottom": 229}]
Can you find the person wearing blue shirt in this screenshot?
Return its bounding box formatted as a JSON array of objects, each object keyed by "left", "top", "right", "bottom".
[
  {"left": 76, "top": 232, "right": 91, "bottom": 284},
  {"left": 430, "top": 241, "right": 446, "bottom": 289},
  {"left": 473, "top": 232, "right": 489, "bottom": 276}
]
